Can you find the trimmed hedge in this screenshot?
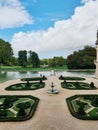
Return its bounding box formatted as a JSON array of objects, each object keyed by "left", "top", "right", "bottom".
[
  {"left": 21, "top": 76, "right": 47, "bottom": 82},
  {"left": 0, "top": 95, "right": 39, "bottom": 122},
  {"left": 59, "top": 75, "right": 85, "bottom": 81},
  {"left": 5, "top": 82, "right": 45, "bottom": 91},
  {"left": 66, "top": 95, "right": 98, "bottom": 120},
  {"left": 61, "top": 81, "right": 97, "bottom": 90}
]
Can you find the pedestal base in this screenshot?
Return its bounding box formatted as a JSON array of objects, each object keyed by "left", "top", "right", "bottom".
[
  {"left": 47, "top": 89, "right": 59, "bottom": 94},
  {"left": 94, "top": 61, "right": 98, "bottom": 79}
]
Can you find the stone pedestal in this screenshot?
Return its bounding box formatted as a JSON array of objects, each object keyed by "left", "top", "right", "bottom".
[{"left": 95, "top": 61, "right": 98, "bottom": 78}]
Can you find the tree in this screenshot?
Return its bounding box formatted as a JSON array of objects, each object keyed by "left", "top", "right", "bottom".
[
  {"left": 28, "top": 51, "right": 40, "bottom": 68},
  {"left": 66, "top": 46, "right": 96, "bottom": 69},
  {"left": 53, "top": 56, "right": 66, "bottom": 66},
  {"left": 18, "top": 50, "right": 27, "bottom": 67},
  {"left": 0, "top": 39, "right": 13, "bottom": 66}
]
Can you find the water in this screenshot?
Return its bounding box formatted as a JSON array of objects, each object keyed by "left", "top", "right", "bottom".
[{"left": 0, "top": 70, "right": 95, "bottom": 83}]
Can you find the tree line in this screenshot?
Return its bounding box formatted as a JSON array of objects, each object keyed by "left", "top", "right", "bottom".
[
  {"left": 0, "top": 38, "right": 66, "bottom": 68},
  {"left": 0, "top": 38, "right": 96, "bottom": 69}
]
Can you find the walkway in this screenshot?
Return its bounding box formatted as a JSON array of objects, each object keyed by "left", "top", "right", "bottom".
[{"left": 0, "top": 76, "right": 98, "bottom": 130}]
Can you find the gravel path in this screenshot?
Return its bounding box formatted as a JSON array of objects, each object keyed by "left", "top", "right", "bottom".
[{"left": 0, "top": 76, "right": 98, "bottom": 130}]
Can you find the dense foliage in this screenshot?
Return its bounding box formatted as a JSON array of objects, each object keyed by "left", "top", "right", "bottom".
[
  {"left": 28, "top": 51, "right": 40, "bottom": 68},
  {"left": 66, "top": 46, "right": 96, "bottom": 69},
  {"left": 0, "top": 39, "right": 13, "bottom": 66},
  {"left": 41, "top": 56, "right": 66, "bottom": 67},
  {"left": 18, "top": 50, "right": 27, "bottom": 67}
]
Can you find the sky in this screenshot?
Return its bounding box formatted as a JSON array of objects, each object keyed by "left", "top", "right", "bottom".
[{"left": 0, "top": 0, "right": 98, "bottom": 59}]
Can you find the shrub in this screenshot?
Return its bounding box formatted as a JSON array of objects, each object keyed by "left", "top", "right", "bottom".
[
  {"left": 17, "top": 107, "right": 26, "bottom": 117},
  {"left": 16, "top": 102, "right": 31, "bottom": 109},
  {"left": 91, "top": 97, "right": 98, "bottom": 107},
  {"left": 77, "top": 106, "right": 86, "bottom": 115},
  {"left": 59, "top": 75, "right": 64, "bottom": 80},
  {"left": 0, "top": 110, "right": 8, "bottom": 117},
  {"left": 3, "top": 98, "right": 13, "bottom": 109},
  {"left": 90, "top": 82, "right": 95, "bottom": 88}
]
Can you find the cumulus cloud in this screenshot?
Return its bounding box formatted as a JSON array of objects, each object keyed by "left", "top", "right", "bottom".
[
  {"left": 81, "top": 0, "right": 94, "bottom": 3},
  {"left": 12, "top": 0, "right": 98, "bottom": 57},
  {"left": 0, "top": 0, "right": 33, "bottom": 28}
]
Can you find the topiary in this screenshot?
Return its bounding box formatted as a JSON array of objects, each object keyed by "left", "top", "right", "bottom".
[
  {"left": 77, "top": 106, "right": 86, "bottom": 115},
  {"left": 0, "top": 109, "right": 8, "bottom": 117},
  {"left": 3, "top": 98, "right": 13, "bottom": 109},
  {"left": 17, "top": 107, "right": 26, "bottom": 117},
  {"left": 90, "top": 82, "right": 95, "bottom": 88}
]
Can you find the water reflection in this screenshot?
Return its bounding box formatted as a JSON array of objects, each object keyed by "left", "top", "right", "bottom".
[{"left": 0, "top": 70, "right": 95, "bottom": 83}]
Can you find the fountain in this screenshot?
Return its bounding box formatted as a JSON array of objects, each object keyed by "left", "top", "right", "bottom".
[{"left": 47, "top": 82, "right": 59, "bottom": 94}]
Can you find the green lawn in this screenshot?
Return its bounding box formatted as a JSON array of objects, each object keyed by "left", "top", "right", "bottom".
[{"left": 0, "top": 65, "right": 68, "bottom": 71}]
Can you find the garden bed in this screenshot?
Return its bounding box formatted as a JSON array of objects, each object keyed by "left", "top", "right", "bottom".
[
  {"left": 61, "top": 81, "right": 97, "bottom": 90},
  {"left": 59, "top": 76, "right": 85, "bottom": 81},
  {"left": 5, "top": 82, "right": 45, "bottom": 91},
  {"left": 0, "top": 95, "right": 39, "bottom": 121},
  {"left": 66, "top": 95, "right": 98, "bottom": 120}
]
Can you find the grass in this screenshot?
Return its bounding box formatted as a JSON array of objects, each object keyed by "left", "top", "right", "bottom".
[{"left": 0, "top": 65, "right": 68, "bottom": 71}]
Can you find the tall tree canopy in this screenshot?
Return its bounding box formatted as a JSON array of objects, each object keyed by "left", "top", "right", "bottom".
[
  {"left": 18, "top": 50, "right": 27, "bottom": 67},
  {"left": 28, "top": 51, "right": 40, "bottom": 68},
  {"left": 66, "top": 46, "right": 96, "bottom": 69},
  {"left": 0, "top": 39, "right": 13, "bottom": 66}
]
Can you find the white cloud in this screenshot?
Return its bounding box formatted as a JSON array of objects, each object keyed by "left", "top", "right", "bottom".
[
  {"left": 81, "top": 0, "right": 94, "bottom": 3},
  {"left": 0, "top": 0, "right": 33, "bottom": 28},
  {"left": 12, "top": 0, "right": 98, "bottom": 57}
]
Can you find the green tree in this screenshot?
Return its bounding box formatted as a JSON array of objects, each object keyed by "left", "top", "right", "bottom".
[
  {"left": 40, "top": 58, "right": 49, "bottom": 66},
  {"left": 28, "top": 51, "right": 40, "bottom": 68},
  {"left": 18, "top": 50, "right": 27, "bottom": 67},
  {"left": 0, "top": 39, "right": 13, "bottom": 66},
  {"left": 66, "top": 46, "right": 96, "bottom": 69},
  {"left": 53, "top": 56, "right": 66, "bottom": 66},
  {"left": 48, "top": 60, "right": 56, "bottom": 67}
]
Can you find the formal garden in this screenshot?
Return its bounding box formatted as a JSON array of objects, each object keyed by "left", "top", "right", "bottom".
[
  {"left": 5, "top": 76, "right": 47, "bottom": 91},
  {"left": 66, "top": 95, "right": 98, "bottom": 120},
  {"left": 59, "top": 75, "right": 96, "bottom": 90},
  {"left": 0, "top": 95, "right": 39, "bottom": 121}
]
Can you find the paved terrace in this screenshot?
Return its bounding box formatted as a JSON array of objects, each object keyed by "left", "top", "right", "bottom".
[{"left": 0, "top": 76, "right": 98, "bottom": 130}]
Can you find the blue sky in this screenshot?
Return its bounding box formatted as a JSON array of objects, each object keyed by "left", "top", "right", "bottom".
[{"left": 0, "top": 0, "right": 98, "bottom": 59}]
